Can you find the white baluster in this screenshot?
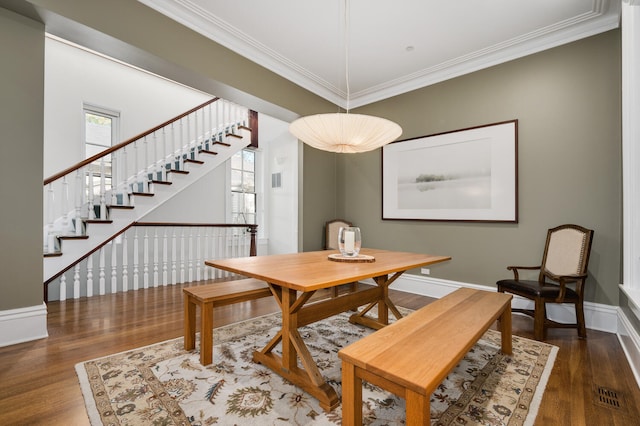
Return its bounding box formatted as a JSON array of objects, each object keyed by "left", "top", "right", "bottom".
[
  {"left": 61, "top": 176, "right": 69, "bottom": 232},
  {"left": 196, "top": 227, "right": 202, "bottom": 281},
  {"left": 73, "top": 264, "right": 80, "bottom": 299},
  {"left": 75, "top": 170, "right": 83, "bottom": 236},
  {"left": 171, "top": 228, "right": 177, "bottom": 285},
  {"left": 134, "top": 139, "right": 140, "bottom": 193},
  {"left": 162, "top": 228, "right": 168, "bottom": 286},
  {"left": 171, "top": 122, "right": 177, "bottom": 172},
  {"left": 208, "top": 103, "right": 213, "bottom": 148},
  {"left": 86, "top": 252, "right": 94, "bottom": 298},
  {"left": 122, "top": 146, "right": 129, "bottom": 205},
  {"left": 188, "top": 227, "right": 194, "bottom": 282},
  {"left": 111, "top": 240, "right": 118, "bottom": 293},
  {"left": 47, "top": 184, "right": 56, "bottom": 253},
  {"left": 143, "top": 135, "right": 149, "bottom": 189},
  {"left": 178, "top": 120, "right": 184, "bottom": 171},
  {"left": 153, "top": 131, "right": 159, "bottom": 182},
  {"left": 180, "top": 227, "right": 186, "bottom": 283},
  {"left": 133, "top": 228, "right": 139, "bottom": 290},
  {"left": 143, "top": 228, "right": 149, "bottom": 289},
  {"left": 161, "top": 127, "right": 168, "bottom": 181},
  {"left": 99, "top": 158, "right": 107, "bottom": 220},
  {"left": 87, "top": 170, "right": 95, "bottom": 219},
  {"left": 203, "top": 227, "right": 210, "bottom": 280},
  {"left": 98, "top": 246, "right": 106, "bottom": 295},
  {"left": 59, "top": 272, "right": 67, "bottom": 301},
  {"left": 153, "top": 228, "right": 159, "bottom": 287},
  {"left": 216, "top": 227, "right": 223, "bottom": 279},
  {"left": 122, "top": 232, "right": 129, "bottom": 292}
]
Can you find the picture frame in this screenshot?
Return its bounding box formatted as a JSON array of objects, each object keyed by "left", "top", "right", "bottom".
[{"left": 382, "top": 120, "right": 518, "bottom": 222}]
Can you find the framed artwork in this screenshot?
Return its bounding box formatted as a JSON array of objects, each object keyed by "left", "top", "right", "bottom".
[{"left": 382, "top": 120, "right": 518, "bottom": 222}]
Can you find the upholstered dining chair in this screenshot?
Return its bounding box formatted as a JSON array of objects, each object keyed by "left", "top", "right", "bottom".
[
  {"left": 496, "top": 224, "right": 594, "bottom": 341},
  {"left": 324, "top": 219, "right": 357, "bottom": 297}
]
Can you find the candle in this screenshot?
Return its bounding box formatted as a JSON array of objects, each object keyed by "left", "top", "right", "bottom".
[{"left": 344, "top": 230, "right": 355, "bottom": 254}]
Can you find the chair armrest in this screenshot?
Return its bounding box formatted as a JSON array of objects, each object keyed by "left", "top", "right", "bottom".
[
  {"left": 506, "top": 265, "right": 541, "bottom": 280},
  {"left": 545, "top": 272, "right": 588, "bottom": 301}
]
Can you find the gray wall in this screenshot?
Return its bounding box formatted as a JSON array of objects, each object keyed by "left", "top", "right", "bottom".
[
  {"left": 0, "top": 7, "right": 44, "bottom": 310},
  {"left": 330, "top": 30, "right": 621, "bottom": 306}
]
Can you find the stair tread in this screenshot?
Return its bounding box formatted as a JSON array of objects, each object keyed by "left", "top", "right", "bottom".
[
  {"left": 184, "top": 159, "right": 205, "bottom": 165},
  {"left": 151, "top": 180, "right": 172, "bottom": 185},
  {"left": 132, "top": 192, "right": 154, "bottom": 197},
  {"left": 168, "top": 169, "right": 189, "bottom": 175},
  {"left": 58, "top": 235, "right": 89, "bottom": 240},
  {"left": 44, "top": 251, "right": 63, "bottom": 258},
  {"left": 200, "top": 150, "right": 218, "bottom": 155},
  {"left": 85, "top": 219, "right": 114, "bottom": 224},
  {"left": 212, "top": 141, "right": 232, "bottom": 147},
  {"left": 109, "top": 205, "right": 135, "bottom": 209}
]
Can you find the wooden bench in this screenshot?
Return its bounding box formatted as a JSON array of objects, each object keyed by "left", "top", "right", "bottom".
[
  {"left": 183, "top": 278, "right": 272, "bottom": 366},
  {"left": 338, "top": 288, "right": 513, "bottom": 425}
]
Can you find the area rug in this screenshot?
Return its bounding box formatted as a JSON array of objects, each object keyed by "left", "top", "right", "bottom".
[{"left": 76, "top": 309, "right": 558, "bottom": 425}]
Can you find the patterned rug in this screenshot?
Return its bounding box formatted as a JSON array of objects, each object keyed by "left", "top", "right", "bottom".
[{"left": 76, "top": 309, "right": 557, "bottom": 425}]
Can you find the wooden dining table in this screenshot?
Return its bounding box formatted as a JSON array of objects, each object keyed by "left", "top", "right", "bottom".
[{"left": 204, "top": 248, "right": 451, "bottom": 411}]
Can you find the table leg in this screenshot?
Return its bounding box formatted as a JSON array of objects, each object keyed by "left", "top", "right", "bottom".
[
  {"left": 252, "top": 285, "right": 340, "bottom": 411},
  {"left": 500, "top": 303, "right": 513, "bottom": 355},
  {"left": 350, "top": 272, "right": 406, "bottom": 329}
]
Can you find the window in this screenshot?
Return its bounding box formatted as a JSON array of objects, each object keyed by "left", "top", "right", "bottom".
[
  {"left": 83, "top": 105, "right": 119, "bottom": 196},
  {"left": 230, "top": 149, "right": 256, "bottom": 224}
]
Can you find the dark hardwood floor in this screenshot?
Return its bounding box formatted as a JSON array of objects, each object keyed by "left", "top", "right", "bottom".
[{"left": 0, "top": 283, "right": 639, "bottom": 425}]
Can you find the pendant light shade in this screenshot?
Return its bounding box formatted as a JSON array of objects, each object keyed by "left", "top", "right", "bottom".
[
  {"left": 289, "top": 0, "right": 402, "bottom": 153},
  {"left": 290, "top": 113, "right": 402, "bottom": 153}
]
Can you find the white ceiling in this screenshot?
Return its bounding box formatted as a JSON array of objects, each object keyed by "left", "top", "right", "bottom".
[{"left": 137, "top": 0, "right": 620, "bottom": 109}]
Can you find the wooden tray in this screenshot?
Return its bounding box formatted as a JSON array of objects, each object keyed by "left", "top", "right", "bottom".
[{"left": 328, "top": 253, "right": 375, "bottom": 263}]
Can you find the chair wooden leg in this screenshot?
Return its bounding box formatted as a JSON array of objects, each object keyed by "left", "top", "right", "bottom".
[
  {"left": 576, "top": 301, "right": 587, "bottom": 338},
  {"left": 534, "top": 297, "right": 546, "bottom": 341}
]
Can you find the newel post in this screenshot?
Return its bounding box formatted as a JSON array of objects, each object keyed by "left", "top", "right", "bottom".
[{"left": 248, "top": 225, "right": 258, "bottom": 256}]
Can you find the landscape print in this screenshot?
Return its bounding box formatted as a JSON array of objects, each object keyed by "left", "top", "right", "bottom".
[
  {"left": 396, "top": 138, "right": 492, "bottom": 210},
  {"left": 382, "top": 120, "right": 517, "bottom": 222}
]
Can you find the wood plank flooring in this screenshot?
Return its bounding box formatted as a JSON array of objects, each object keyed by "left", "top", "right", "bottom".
[{"left": 0, "top": 282, "right": 639, "bottom": 425}]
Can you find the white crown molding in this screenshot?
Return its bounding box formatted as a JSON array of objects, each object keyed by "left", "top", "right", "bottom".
[{"left": 138, "top": 0, "right": 620, "bottom": 108}]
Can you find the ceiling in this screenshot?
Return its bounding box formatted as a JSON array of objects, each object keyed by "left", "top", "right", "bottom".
[{"left": 138, "top": 0, "right": 619, "bottom": 109}]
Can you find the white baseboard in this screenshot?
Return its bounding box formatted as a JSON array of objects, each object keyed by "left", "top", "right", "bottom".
[
  {"left": 0, "top": 303, "right": 48, "bottom": 347},
  {"left": 617, "top": 308, "right": 640, "bottom": 388},
  {"left": 375, "top": 273, "right": 619, "bottom": 333}
]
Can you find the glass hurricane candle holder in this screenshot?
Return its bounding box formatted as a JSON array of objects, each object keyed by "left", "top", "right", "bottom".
[{"left": 338, "top": 226, "right": 361, "bottom": 257}]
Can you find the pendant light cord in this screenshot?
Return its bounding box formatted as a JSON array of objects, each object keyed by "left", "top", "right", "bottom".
[{"left": 344, "top": 0, "right": 350, "bottom": 113}]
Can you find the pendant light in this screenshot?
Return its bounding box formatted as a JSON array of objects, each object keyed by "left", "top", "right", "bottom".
[{"left": 289, "top": 0, "right": 402, "bottom": 153}]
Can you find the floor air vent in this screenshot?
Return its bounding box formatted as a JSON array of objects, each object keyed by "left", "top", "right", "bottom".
[{"left": 593, "top": 385, "right": 626, "bottom": 411}]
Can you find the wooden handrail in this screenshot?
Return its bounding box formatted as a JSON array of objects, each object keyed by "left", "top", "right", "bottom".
[{"left": 44, "top": 98, "right": 220, "bottom": 185}]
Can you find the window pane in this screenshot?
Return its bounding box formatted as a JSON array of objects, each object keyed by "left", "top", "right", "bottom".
[
  {"left": 231, "top": 170, "right": 243, "bottom": 191},
  {"left": 85, "top": 112, "right": 112, "bottom": 147},
  {"left": 242, "top": 150, "right": 255, "bottom": 172},
  {"left": 243, "top": 171, "right": 255, "bottom": 192},
  {"left": 244, "top": 193, "right": 256, "bottom": 214},
  {"left": 231, "top": 151, "right": 242, "bottom": 170}
]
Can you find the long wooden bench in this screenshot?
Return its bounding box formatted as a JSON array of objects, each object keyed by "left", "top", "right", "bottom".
[
  {"left": 183, "top": 278, "right": 272, "bottom": 366},
  {"left": 338, "top": 288, "right": 513, "bottom": 425}
]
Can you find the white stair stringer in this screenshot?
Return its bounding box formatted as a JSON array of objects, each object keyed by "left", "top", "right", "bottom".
[{"left": 43, "top": 130, "right": 249, "bottom": 283}]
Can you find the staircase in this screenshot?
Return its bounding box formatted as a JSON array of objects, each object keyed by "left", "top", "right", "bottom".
[{"left": 43, "top": 98, "right": 252, "bottom": 284}]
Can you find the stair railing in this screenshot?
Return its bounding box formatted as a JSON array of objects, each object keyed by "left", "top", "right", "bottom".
[
  {"left": 43, "top": 97, "right": 249, "bottom": 254},
  {"left": 45, "top": 222, "right": 258, "bottom": 302}
]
